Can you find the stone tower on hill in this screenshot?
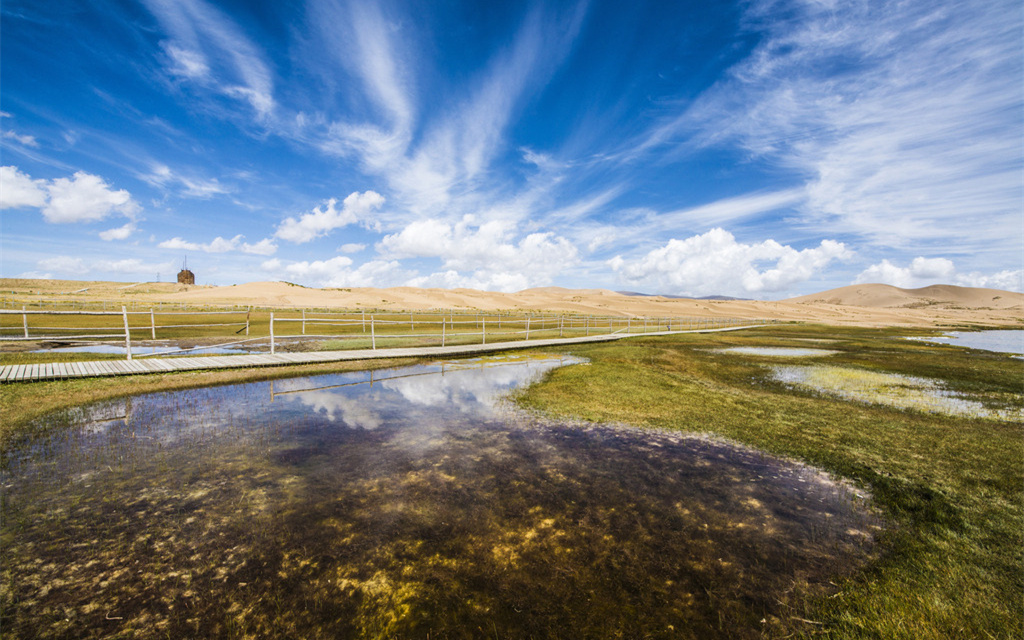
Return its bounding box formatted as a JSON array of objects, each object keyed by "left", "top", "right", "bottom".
[{"left": 176, "top": 259, "right": 195, "bottom": 285}]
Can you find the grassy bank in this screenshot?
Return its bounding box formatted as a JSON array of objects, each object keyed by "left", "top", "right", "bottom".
[
  {"left": 2, "top": 324, "right": 1021, "bottom": 637},
  {"left": 516, "top": 324, "right": 1023, "bottom": 638}
]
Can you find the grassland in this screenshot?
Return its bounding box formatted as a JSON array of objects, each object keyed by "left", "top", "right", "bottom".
[
  {"left": 2, "top": 323, "right": 1021, "bottom": 638},
  {"left": 516, "top": 324, "right": 1023, "bottom": 639}
]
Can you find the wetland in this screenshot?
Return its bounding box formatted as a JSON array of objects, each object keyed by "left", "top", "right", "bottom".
[{"left": 1, "top": 353, "right": 879, "bottom": 639}]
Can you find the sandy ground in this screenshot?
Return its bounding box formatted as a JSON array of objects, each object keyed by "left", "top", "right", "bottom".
[{"left": 2, "top": 279, "right": 1021, "bottom": 328}]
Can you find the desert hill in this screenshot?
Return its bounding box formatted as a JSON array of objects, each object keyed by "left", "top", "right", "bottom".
[
  {"left": 786, "top": 284, "right": 1024, "bottom": 310},
  {"left": 1, "top": 279, "right": 1021, "bottom": 328}
]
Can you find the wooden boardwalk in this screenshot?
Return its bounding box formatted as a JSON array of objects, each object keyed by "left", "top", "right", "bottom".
[{"left": 0, "top": 326, "right": 763, "bottom": 383}]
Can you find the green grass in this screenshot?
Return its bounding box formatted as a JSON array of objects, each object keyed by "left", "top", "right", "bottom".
[
  {"left": 2, "top": 323, "right": 1020, "bottom": 637},
  {"left": 514, "top": 324, "right": 1023, "bottom": 639}
]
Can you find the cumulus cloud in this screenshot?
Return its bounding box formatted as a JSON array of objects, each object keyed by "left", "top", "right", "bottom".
[
  {"left": 0, "top": 166, "right": 48, "bottom": 208},
  {"left": 611, "top": 228, "right": 852, "bottom": 297},
  {"left": 99, "top": 222, "right": 138, "bottom": 241},
  {"left": 261, "top": 256, "right": 409, "bottom": 288},
  {"left": 159, "top": 234, "right": 277, "bottom": 255},
  {"left": 43, "top": 171, "right": 140, "bottom": 223},
  {"left": 1, "top": 166, "right": 141, "bottom": 229},
  {"left": 274, "top": 191, "right": 385, "bottom": 243},
  {"left": 380, "top": 216, "right": 580, "bottom": 292},
  {"left": 855, "top": 257, "right": 1023, "bottom": 292}
]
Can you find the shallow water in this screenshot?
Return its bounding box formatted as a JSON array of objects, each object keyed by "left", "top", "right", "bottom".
[
  {"left": 772, "top": 364, "right": 1023, "bottom": 421},
  {"left": 911, "top": 329, "right": 1024, "bottom": 356},
  {"left": 2, "top": 354, "right": 879, "bottom": 639},
  {"left": 717, "top": 346, "right": 839, "bottom": 357}
]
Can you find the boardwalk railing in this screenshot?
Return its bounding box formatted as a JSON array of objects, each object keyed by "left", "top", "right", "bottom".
[{"left": 1, "top": 306, "right": 771, "bottom": 360}]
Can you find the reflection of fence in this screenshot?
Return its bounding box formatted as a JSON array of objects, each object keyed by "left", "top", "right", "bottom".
[{"left": 1, "top": 305, "right": 771, "bottom": 361}]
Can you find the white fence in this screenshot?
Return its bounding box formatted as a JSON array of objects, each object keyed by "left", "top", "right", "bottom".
[{"left": 1, "top": 306, "right": 768, "bottom": 361}]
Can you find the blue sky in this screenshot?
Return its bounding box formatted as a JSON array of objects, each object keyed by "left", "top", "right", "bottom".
[{"left": 2, "top": 0, "right": 1021, "bottom": 298}]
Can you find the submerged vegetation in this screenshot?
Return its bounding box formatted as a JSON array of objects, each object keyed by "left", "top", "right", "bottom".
[
  {"left": 2, "top": 354, "right": 877, "bottom": 639},
  {"left": 517, "top": 324, "right": 1024, "bottom": 638},
  {"left": 1, "top": 324, "right": 1021, "bottom": 638}
]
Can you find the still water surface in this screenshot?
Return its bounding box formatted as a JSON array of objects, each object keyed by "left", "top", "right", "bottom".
[
  {"left": 1, "top": 354, "right": 879, "bottom": 639},
  {"left": 912, "top": 329, "right": 1024, "bottom": 355}
]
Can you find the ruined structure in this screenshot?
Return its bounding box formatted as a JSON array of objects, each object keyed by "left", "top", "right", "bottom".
[{"left": 177, "top": 259, "right": 195, "bottom": 285}]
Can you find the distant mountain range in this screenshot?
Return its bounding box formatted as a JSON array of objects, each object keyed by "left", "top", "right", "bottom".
[{"left": 615, "top": 291, "right": 752, "bottom": 301}]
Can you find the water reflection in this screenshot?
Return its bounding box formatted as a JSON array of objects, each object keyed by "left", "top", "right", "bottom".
[{"left": 2, "top": 354, "right": 880, "bottom": 639}]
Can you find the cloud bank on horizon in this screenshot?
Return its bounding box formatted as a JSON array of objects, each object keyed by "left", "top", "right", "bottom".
[{"left": 1, "top": 0, "right": 1021, "bottom": 298}]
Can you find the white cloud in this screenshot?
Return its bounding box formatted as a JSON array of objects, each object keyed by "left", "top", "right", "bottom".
[
  {"left": 0, "top": 166, "right": 48, "bottom": 208},
  {"left": 164, "top": 44, "right": 210, "bottom": 79},
  {"left": 652, "top": 0, "right": 1022, "bottom": 262},
  {"left": 99, "top": 221, "right": 138, "bottom": 241},
  {"left": 159, "top": 234, "right": 277, "bottom": 255},
  {"left": 144, "top": 164, "right": 230, "bottom": 198},
  {"left": 955, "top": 270, "right": 1024, "bottom": 292},
  {"left": 143, "top": 0, "right": 275, "bottom": 119},
  {"left": 35, "top": 255, "right": 176, "bottom": 278},
  {"left": 340, "top": 243, "right": 366, "bottom": 253},
  {"left": 43, "top": 171, "right": 140, "bottom": 223},
  {"left": 261, "top": 256, "right": 409, "bottom": 288},
  {"left": 3, "top": 130, "right": 39, "bottom": 147},
  {"left": 611, "top": 228, "right": 852, "bottom": 297},
  {"left": 274, "top": 191, "right": 385, "bottom": 243},
  {"left": 855, "top": 257, "right": 1023, "bottom": 292},
  {"left": 38, "top": 256, "right": 87, "bottom": 273},
  {"left": 381, "top": 216, "right": 580, "bottom": 292}
]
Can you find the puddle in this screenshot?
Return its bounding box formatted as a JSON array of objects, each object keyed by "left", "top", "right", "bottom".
[
  {"left": 717, "top": 347, "right": 839, "bottom": 357},
  {"left": 2, "top": 354, "right": 880, "bottom": 638},
  {"left": 909, "top": 329, "right": 1024, "bottom": 356},
  {"left": 771, "top": 365, "right": 1023, "bottom": 421}
]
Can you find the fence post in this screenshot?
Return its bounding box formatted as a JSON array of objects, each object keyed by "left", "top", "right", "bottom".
[
  {"left": 150, "top": 309, "right": 156, "bottom": 340},
  {"left": 122, "top": 306, "right": 132, "bottom": 361},
  {"left": 482, "top": 317, "right": 486, "bottom": 345},
  {"left": 270, "top": 312, "right": 276, "bottom": 354},
  {"left": 246, "top": 307, "right": 250, "bottom": 336},
  {"left": 526, "top": 316, "right": 531, "bottom": 341},
  {"left": 442, "top": 319, "right": 446, "bottom": 347},
  {"left": 22, "top": 306, "right": 28, "bottom": 338},
  {"left": 559, "top": 316, "right": 563, "bottom": 338},
  {"left": 371, "top": 315, "right": 376, "bottom": 349},
  {"left": 362, "top": 310, "right": 366, "bottom": 333},
  {"left": 302, "top": 309, "right": 307, "bottom": 335}
]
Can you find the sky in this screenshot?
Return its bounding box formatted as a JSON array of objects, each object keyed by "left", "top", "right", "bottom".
[{"left": 1, "top": 0, "right": 1021, "bottom": 299}]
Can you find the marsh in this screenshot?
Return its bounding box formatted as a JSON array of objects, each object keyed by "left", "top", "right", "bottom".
[{"left": 2, "top": 354, "right": 879, "bottom": 639}]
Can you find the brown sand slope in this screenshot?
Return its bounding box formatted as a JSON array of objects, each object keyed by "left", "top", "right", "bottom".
[
  {"left": 786, "top": 284, "right": 1024, "bottom": 310},
  {"left": 2, "top": 279, "right": 1022, "bottom": 328}
]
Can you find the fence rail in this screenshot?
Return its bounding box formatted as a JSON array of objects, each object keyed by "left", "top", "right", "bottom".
[{"left": 1, "top": 306, "right": 773, "bottom": 361}]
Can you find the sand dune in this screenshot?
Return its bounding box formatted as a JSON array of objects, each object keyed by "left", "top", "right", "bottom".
[
  {"left": 2, "top": 279, "right": 1021, "bottom": 328},
  {"left": 786, "top": 284, "right": 1023, "bottom": 310}
]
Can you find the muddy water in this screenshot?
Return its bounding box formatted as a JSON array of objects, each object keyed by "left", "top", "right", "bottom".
[{"left": 1, "top": 354, "right": 879, "bottom": 639}]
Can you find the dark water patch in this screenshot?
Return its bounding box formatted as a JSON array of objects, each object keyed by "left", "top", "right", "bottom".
[{"left": 1, "top": 354, "right": 880, "bottom": 639}]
